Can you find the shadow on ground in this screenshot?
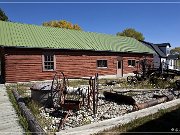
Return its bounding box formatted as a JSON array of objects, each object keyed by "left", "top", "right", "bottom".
[{"left": 121, "top": 107, "right": 180, "bottom": 135}]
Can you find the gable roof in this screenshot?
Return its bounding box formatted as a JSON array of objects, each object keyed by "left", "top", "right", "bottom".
[
  {"left": 155, "top": 43, "right": 171, "bottom": 47},
  {"left": 0, "top": 21, "right": 154, "bottom": 54},
  {"left": 140, "top": 40, "right": 166, "bottom": 58}
]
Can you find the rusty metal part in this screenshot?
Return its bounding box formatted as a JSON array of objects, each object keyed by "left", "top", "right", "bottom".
[
  {"left": 103, "top": 91, "right": 136, "bottom": 106},
  {"left": 176, "top": 80, "right": 180, "bottom": 89},
  {"left": 31, "top": 72, "right": 99, "bottom": 116},
  {"left": 58, "top": 110, "right": 70, "bottom": 131},
  {"left": 135, "top": 94, "right": 174, "bottom": 110},
  {"left": 105, "top": 80, "right": 117, "bottom": 86},
  {"left": 127, "top": 76, "right": 138, "bottom": 85},
  {"left": 87, "top": 73, "right": 99, "bottom": 114},
  {"left": 61, "top": 100, "right": 81, "bottom": 110},
  {"left": 49, "top": 71, "right": 68, "bottom": 108}
]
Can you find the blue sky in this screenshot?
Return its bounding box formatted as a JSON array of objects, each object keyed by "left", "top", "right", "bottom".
[{"left": 0, "top": 0, "right": 180, "bottom": 48}]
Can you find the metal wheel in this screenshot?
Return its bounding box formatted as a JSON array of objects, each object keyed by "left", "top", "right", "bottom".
[
  {"left": 50, "top": 72, "right": 68, "bottom": 108},
  {"left": 127, "top": 76, "right": 138, "bottom": 85}
]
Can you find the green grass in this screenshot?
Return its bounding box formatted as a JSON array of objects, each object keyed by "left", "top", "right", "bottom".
[
  {"left": 96, "top": 105, "right": 180, "bottom": 135},
  {"left": 7, "top": 84, "right": 52, "bottom": 134},
  {"left": 15, "top": 84, "right": 54, "bottom": 134},
  {"left": 6, "top": 85, "right": 30, "bottom": 135}
]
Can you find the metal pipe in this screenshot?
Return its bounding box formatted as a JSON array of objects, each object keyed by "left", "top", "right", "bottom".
[{"left": 135, "top": 94, "right": 174, "bottom": 110}]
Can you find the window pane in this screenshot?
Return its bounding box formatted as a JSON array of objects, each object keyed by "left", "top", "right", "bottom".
[
  {"left": 128, "top": 60, "right": 135, "bottom": 66},
  {"left": 97, "top": 60, "right": 107, "bottom": 68},
  {"left": 128, "top": 60, "right": 131, "bottom": 66},
  {"left": 132, "top": 60, "right": 135, "bottom": 66},
  {"left": 43, "top": 55, "right": 54, "bottom": 70}
]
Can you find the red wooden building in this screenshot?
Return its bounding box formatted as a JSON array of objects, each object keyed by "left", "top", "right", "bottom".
[{"left": 0, "top": 21, "right": 154, "bottom": 83}]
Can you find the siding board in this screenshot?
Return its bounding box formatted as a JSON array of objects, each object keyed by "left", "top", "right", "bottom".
[{"left": 4, "top": 48, "right": 153, "bottom": 83}]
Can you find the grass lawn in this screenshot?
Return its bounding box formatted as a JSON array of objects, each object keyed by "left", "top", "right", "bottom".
[{"left": 96, "top": 105, "right": 180, "bottom": 135}]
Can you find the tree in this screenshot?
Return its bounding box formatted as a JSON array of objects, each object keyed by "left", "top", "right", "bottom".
[
  {"left": 117, "top": 28, "right": 145, "bottom": 41},
  {"left": 42, "top": 20, "right": 82, "bottom": 30},
  {"left": 0, "top": 8, "right": 8, "bottom": 21},
  {"left": 170, "top": 47, "right": 180, "bottom": 55}
]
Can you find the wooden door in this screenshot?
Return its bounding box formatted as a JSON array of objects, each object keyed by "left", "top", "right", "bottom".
[{"left": 117, "top": 59, "right": 123, "bottom": 77}]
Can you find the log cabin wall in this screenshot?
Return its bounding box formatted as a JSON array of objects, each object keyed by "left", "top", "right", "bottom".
[{"left": 4, "top": 48, "right": 153, "bottom": 83}]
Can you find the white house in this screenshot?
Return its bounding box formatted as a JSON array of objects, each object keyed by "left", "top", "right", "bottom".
[{"left": 140, "top": 41, "right": 179, "bottom": 71}]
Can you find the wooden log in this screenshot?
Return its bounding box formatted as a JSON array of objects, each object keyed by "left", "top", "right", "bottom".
[
  {"left": 103, "top": 91, "right": 136, "bottom": 106},
  {"left": 12, "top": 89, "right": 46, "bottom": 135}
]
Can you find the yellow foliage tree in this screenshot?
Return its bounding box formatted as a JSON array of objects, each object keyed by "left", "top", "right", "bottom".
[{"left": 42, "top": 20, "right": 82, "bottom": 30}]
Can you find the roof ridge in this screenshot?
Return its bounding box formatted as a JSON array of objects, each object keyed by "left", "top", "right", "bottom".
[{"left": 0, "top": 20, "right": 128, "bottom": 39}]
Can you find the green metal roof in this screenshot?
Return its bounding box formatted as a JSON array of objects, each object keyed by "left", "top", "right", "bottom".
[{"left": 0, "top": 21, "right": 154, "bottom": 54}]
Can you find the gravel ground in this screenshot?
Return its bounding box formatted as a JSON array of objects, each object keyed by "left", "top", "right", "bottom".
[{"left": 38, "top": 88, "right": 180, "bottom": 132}]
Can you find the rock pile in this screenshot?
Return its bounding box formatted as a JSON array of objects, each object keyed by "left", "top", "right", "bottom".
[{"left": 39, "top": 89, "right": 175, "bottom": 132}]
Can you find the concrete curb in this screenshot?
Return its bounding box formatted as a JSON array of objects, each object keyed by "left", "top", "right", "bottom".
[
  {"left": 56, "top": 98, "right": 180, "bottom": 135},
  {"left": 0, "top": 84, "right": 24, "bottom": 134}
]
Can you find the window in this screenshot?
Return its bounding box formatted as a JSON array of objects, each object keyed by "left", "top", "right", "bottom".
[
  {"left": 43, "top": 54, "right": 55, "bottom": 71},
  {"left": 128, "top": 60, "right": 135, "bottom": 67},
  {"left": 97, "top": 60, "right": 107, "bottom": 68}
]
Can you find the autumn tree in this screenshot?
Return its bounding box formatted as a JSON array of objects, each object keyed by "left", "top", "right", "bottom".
[
  {"left": 170, "top": 47, "right": 180, "bottom": 55},
  {"left": 117, "top": 28, "right": 145, "bottom": 41},
  {"left": 42, "top": 20, "right": 82, "bottom": 30},
  {"left": 0, "top": 8, "right": 8, "bottom": 21}
]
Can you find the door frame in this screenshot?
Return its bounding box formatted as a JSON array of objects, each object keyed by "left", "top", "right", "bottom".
[{"left": 117, "top": 57, "right": 123, "bottom": 77}]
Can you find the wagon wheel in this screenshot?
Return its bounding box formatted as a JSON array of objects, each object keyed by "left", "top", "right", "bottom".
[
  {"left": 149, "top": 72, "right": 159, "bottom": 87},
  {"left": 59, "top": 72, "right": 69, "bottom": 104},
  {"left": 127, "top": 76, "right": 138, "bottom": 85},
  {"left": 127, "top": 76, "right": 133, "bottom": 84},
  {"left": 50, "top": 72, "right": 68, "bottom": 108}
]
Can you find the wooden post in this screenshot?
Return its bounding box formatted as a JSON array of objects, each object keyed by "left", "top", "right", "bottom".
[
  {"left": 95, "top": 73, "right": 98, "bottom": 114},
  {"left": 92, "top": 78, "right": 96, "bottom": 115},
  {"left": 12, "top": 89, "right": 46, "bottom": 135},
  {"left": 87, "top": 86, "right": 90, "bottom": 108}
]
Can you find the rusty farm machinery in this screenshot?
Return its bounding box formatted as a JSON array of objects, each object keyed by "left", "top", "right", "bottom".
[
  {"left": 127, "top": 58, "right": 179, "bottom": 86},
  {"left": 30, "top": 72, "right": 99, "bottom": 130},
  {"left": 30, "top": 72, "right": 99, "bottom": 112}
]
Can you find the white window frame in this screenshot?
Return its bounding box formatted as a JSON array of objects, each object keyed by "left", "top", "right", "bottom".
[
  {"left": 42, "top": 54, "right": 56, "bottom": 71},
  {"left": 128, "top": 60, "right": 136, "bottom": 67},
  {"left": 97, "top": 60, "right": 108, "bottom": 68}
]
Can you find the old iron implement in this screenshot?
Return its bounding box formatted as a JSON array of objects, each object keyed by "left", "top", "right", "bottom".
[
  {"left": 30, "top": 82, "right": 52, "bottom": 104},
  {"left": 126, "top": 56, "right": 180, "bottom": 86},
  {"left": 61, "top": 100, "right": 81, "bottom": 110},
  {"left": 30, "top": 72, "right": 99, "bottom": 113},
  {"left": 175, "top": 80, "right": 180, "bottom": 89},
  {"left": 105, "top": 80, "right": 117, "bottom": 86},
  {"left": 135, "top": 94, "right": 174, "bottom": 110},
  {"left": 103, "top": 91, "right": 136, "bottom": 106}
]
